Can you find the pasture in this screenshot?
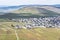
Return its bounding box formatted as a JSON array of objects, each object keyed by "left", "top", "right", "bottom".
[{"left": 0, "top": 22, "right": 60, "bottom": 40}]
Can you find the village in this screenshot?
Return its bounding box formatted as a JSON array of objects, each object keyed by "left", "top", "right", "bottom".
[{"left": 11, "top": 16, "right": 60, "bottom": 29}]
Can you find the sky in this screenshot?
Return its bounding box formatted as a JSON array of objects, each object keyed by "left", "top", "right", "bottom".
[{"left": 0, "top": 0, "right": 60, "bottom": 6}]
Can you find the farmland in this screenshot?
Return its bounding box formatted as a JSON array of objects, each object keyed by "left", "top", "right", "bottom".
[{"left": 0, "top": 22, "right": 60, "bottom": 40}]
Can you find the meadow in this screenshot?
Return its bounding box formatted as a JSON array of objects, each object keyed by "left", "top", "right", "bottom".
[{"left": 0, "top": 22, "right": 60, "bottom": 40}]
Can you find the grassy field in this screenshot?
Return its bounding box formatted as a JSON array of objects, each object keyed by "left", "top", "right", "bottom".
[{"left": 0, "top": 22, "right": 60, "bottom": 40}]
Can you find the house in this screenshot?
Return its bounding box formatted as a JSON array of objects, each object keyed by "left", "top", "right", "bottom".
[{"left": 15, "top": 25, "right": 21, "bottom": 29}]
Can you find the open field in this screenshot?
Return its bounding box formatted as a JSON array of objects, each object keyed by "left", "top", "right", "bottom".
[{"left": 0, "top": 22, "right": 60, "bottom": 40}]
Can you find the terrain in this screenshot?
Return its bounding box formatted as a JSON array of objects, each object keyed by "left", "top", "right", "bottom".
[
  {"left": 0, "top": 5, "right": 60, "bottom": 19},
  {"left": 0, "top": 5, "right": 60, "bottom": 40},
  {"left": 0, "top": 22, "right": 60, "bottom": 40}
]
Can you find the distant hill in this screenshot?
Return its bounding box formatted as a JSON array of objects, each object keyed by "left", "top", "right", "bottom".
[
  {"left": 50, "top": 4, "right": 60, "bottom": 8},
  {"left": 0, "top": 5, "right": 60, "bottom": 18},
  {"left": 9, "top": 6, "right": 60, "bottom": 16}
]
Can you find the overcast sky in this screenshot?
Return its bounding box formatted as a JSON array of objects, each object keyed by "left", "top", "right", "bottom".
[{"left": 0, "top": 0, "right": 60, "bottom": 6}]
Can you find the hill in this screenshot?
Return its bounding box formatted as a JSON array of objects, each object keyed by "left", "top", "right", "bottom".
[
  {"left": 8, "top": 6, "right": 60, "bottom": 16},
  {"left": 0, "top": 5, "right": 60, "bottom": 18},
  {"left": 0, "top": 22, "right": 60, "bottom": 40}
]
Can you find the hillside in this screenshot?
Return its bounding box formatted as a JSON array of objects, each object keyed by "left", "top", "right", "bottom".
[
  {"left": 40, "top": 6, "right": 60, "bottom": 14},
  {"left": 0, "top": 22, "right": 60, "bottom": 40},
  {"left": 0, "top": 5, "right": 60, "bottom": 19},
  {"left": 9, "top": 6, "right": 60, "bottom": 17}
]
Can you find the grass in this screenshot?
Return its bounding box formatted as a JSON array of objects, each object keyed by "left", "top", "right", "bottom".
[{"left": 0, "top": 22, "right": 60, "bottom": 40}]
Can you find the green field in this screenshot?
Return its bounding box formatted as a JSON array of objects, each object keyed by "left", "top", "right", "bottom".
[{"left": 0, "top": 22, "right": 60, "bottom": 40}]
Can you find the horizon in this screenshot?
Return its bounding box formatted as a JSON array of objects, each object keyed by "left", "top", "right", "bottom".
[
  {"left": 0, "top": 0, "right": 60, "bottom": 6},
  {"left": 0, "top": 4, "right": 60, "bottom": 6}
]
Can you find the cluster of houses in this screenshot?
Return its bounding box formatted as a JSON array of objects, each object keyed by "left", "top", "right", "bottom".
[{"left": 11, "top": 16, "right": 60, "bottom": 29}]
